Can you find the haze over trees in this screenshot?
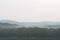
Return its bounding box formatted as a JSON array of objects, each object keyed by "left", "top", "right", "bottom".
[{"left": 0, "top": 20, "right": 60, "bottom": 40}]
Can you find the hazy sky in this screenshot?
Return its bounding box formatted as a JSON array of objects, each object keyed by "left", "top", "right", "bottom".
[{"left": 0, "top": 0, "right": 60, "bottom": 22}]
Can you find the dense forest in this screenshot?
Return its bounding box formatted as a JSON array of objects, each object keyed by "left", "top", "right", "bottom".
[
  {"left": 0, "top": 23, "right": 60, "bottom": 40},
  {"left": 0, "top": 27, "right": 60, "bottom": 40},
  {"left": 0, "top": 27, "right": 60, "bottom": 37}
]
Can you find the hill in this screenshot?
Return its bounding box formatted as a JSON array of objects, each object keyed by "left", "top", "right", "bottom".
[
  {"left": 0, "top": 23, "right": 18, "bottom": 29},
  {"left": 0, "top": 20, "right": 60, "bottom": 28}
]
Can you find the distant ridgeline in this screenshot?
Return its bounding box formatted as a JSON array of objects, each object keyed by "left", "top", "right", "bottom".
[
  {"left": 0, "top": 23, "right": 18, "bottom": 28},
  {"left": 0, "top": 20, "right": 60, "bottom": 29}
]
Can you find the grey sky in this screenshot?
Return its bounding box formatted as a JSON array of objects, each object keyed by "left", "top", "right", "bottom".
[{"left": 0, "top": 0, "right": 60, "bottom": 22}]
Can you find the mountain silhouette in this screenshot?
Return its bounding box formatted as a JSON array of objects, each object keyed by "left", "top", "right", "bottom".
[{"left": 0, "top": 20, "right": 60, "bottom": 27}]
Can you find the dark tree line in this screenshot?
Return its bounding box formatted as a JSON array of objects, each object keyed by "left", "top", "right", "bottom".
[{"left": 0, "top": 27, "right": 60, "bottom": 38}]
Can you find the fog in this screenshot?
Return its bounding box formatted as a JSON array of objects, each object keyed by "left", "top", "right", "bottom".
[{"left": 0, "top": 0, "right": 60, "bottom": 22}]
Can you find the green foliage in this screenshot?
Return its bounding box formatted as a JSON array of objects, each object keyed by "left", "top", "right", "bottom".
[{"left": 0, "top": 27, "right": 60, "bottom": 38}]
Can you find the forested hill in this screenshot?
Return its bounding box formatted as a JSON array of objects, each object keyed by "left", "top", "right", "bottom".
[
  {"left": 0, "top": 20, "right": 60, "bottom": 26},
  {"left": 0, "top": 23, "right": 18, "bottom": 28}
]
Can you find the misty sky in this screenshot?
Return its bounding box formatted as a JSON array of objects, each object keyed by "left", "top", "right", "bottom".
[{"left": 0, "top": 0, "right": 60, "bottom": 22}]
